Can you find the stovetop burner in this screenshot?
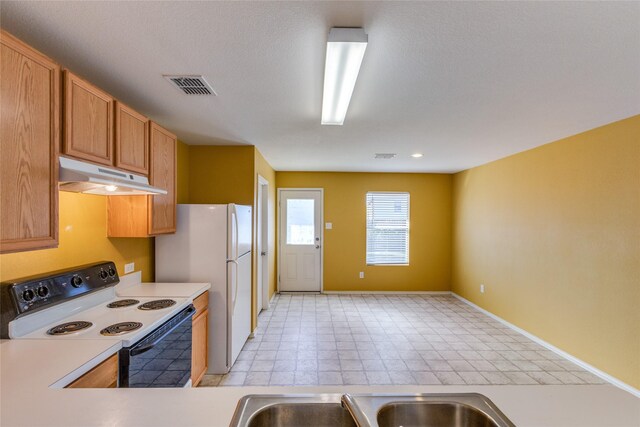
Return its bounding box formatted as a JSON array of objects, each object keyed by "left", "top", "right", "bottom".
[
  {"left": 138, "top": 299, "right": 176, "bottom": 311},
  {"left": 106, "top": 299, "right": 140, "bottom": 308},
  {"left": 47, "top": 321, "right": 93, "bottom": 336},
  {"left": 100, "top": 321, "right": 143, "bottom": 336}
]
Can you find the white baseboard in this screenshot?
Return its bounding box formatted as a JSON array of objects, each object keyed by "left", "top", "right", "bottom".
[
  {"left": 452, "top": 292, "right": 640, "bottom": 399},
  {"left": 321, "top": 290, "right": 452, "bottom": 295},
  {"left": 278, "top": 291, "right": 322, "bottom": 295}
]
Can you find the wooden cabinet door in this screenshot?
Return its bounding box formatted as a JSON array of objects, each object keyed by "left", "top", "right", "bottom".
[
  {"left": 1, "top": 31, "right": 59, "bottom": 254},
  {"left": 63, "top": 70, "right": 113, "bottom": 166},
  {"left": 66, "top": 353, "right": 118, "bottom": 388},
  {"left": 148, "top": 122, "right": 176, "bottom": 234},
  {"left": 115, "top": 102, "right": 149, "bottom": 175},
  {"left": 192, "top": 308, "right": 208, "bottom": 386}
]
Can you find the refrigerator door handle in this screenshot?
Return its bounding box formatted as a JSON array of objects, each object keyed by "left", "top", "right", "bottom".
[
  {"left": 226, "top": 259, "right": 239, "bottom": 314},
  {"left": 234, "top": 210, "right": 239, "bottom": 261},
  {"left": 229, "top": 204, "right": 239, "bottom": 261}
]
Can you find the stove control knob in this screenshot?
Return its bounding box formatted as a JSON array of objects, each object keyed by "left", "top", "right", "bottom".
[
  {"left": 99, "top": 270, "right": 108, "bottom": 280},
  {"left": 107, "top": 267, "right": 117, "bottom": 277},
  {"left": 22, "top": 289, "right": 35, "bottom": 302},
  {"left": 37, "top": 286, "right": 49, "bottom": 298},
  {"left": 71, "top": 276, "right": 83, "bottom": 288}
]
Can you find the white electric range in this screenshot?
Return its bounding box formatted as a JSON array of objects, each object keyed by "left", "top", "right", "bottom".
[{"left": 1, "top": 262, "right": 195, "bottom": 388}]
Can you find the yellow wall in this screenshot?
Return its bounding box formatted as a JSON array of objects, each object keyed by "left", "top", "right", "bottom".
[
  {"left": 452, "top": 115, "right": 640, "bottom": 389},
  {"left": 276, "top": 172, "right": 452, "bottom": 292},
  {"left": 188, "top": 145, "right": 255, "bottom": 205},
  {"left": 176, "top": 140, "right": 190, "bottom": 204},
  {"left": 254, "top": 150, "right": 277, "bottom": 310},
  {"left": 183, "top": 145, "right": 278, "bottom": 330},
  {"left": 0, "top": 192, "right": 153, "bottom": 282}
]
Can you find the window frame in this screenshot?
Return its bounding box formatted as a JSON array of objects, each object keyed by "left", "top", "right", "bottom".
[{"left": 365, "top": 191, "right": 410, "bottom": 266}]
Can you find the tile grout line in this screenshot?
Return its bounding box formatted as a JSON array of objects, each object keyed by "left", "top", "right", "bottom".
[
  {"left": 207, "top": 293, "right": 620, "bottom": 389},
  {"left": 451, "top": 292, "right": 640, "bottom": 398}
]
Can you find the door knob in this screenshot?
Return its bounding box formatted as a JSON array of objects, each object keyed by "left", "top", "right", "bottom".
[
  {"left": 261, "top": 251, "right": 267, "bottom": 256},
  {"left": 315, "top": 245, "right": 320, "bottom": 249}
]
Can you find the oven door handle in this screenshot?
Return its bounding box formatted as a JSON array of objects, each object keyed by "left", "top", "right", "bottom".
[{"left": 129, "top": 306, "right": 196, "bottom": 357}]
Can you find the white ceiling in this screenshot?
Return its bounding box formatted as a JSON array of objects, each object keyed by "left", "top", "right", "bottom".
[{"left": 2, "top": 1, "right": 639, "bottom": 173}]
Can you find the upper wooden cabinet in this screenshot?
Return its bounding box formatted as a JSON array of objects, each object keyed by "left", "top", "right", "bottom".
[
  {"left": 0, "top": 31, "right": 59, "bottom": 254},
  {"left": 63, "top": 70, "right": 114, "bottom": 166},
  {"left": 115, "top": 102, "right": 149, "bottom": 175},
  {"left": 107, "top": 121, "right": 176, "bottom": 237},
  {"left": 148, "top": 122, "right": 177, "bottom": 234}
]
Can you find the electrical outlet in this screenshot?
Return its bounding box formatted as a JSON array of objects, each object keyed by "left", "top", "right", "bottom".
[
  {"left": 124, "top": 262, "right": 135, "bottom": 274},
  {"left": 325, "top": 222, "right": 333, "bottom": 230},
  {"left": 359, "top": 272, "right": 364, "bottom": 279},
  {"left": 480, "top": 284, "right": 485, "bottom": 293}
]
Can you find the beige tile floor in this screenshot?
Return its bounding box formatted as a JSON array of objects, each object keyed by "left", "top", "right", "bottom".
[{"left": 200, "top": 294, "right": 605, "bottom": 387}]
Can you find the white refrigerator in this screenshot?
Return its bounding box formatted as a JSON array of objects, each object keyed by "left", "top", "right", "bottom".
[{"left": 155, "top": 204, "right": 252, "bottom": 374}]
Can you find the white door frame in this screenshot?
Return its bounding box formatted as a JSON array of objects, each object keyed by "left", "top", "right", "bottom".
[
  {"left": 277, "top": 188, "right": 324, "bottom": 293},
  {"left": 257, "top": 175, "right": 270, "bottom": 317}
]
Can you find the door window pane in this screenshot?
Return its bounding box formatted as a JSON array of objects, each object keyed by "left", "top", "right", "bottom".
[{"left": 286, "top": 199, "right": 314, "bottom": 245}]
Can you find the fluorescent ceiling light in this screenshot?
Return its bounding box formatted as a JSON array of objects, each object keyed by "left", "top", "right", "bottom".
[
  {"left": 321, "top": 28, "right": 368, "bottom": 125},
  {"left": 411, "top": 153, "right": 423, "bottom": 158}
]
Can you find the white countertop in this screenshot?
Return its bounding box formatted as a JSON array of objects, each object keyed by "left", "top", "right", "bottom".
[
  {"left": 1, "top": 278, "right": 638, "bottom": 426},
  {"left": 117, "top": 281, "right": 211, "bottom": 298},
  {"left": 1, "top": 338, "right": 638, "bottom": 427}
]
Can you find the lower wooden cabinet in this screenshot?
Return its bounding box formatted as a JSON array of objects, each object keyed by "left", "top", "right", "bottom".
[
  {"left": 191, "top": 291, "right": 209, "bottom": 387},
  {"left": 66, "top": 353, "right": 118, "bottom": 388}
]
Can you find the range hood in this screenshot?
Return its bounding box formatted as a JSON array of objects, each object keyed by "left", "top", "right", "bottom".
[{"left": 58, "top": 156, "right": 167, "bottom": 196}]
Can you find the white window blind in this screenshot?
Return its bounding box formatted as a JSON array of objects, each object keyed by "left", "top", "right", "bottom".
[{"left": 366, "top": 192, "right": 409, "bottom": 265}]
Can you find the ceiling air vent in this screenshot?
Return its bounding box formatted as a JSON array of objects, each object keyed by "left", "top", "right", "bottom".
[
  {"left": 374, "top": 153, "right": 397, "bottom": 159},
  {"left": 164, "top": 75, "right": 217, "bottom": 95}
]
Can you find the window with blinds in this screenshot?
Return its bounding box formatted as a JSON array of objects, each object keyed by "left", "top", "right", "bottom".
[{"left": 366, "top": 192, "right": 410, "bottom": 265}]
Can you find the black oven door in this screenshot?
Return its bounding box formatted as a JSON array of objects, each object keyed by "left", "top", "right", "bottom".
[{"left": 119, "top": 305, "right": 195, "bottom": 388}]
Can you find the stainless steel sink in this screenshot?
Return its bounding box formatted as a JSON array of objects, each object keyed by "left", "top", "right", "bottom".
[
  {"left": 230, "top": 394, "right": 357, "bottom": 427},
  {"left": 377, "top": 402, "right": 500, "bottom": 427},
  {"left": 229, "top": 393, "right": 515, "bottom": 427},
  {"left": 342, "top": 393, "right": 515, "bottom": 427}
]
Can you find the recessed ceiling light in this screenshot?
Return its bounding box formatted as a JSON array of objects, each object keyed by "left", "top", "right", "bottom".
[
  {"left": 321, "top": 28, "right": 368, "bottom": 125},
  {"left": 374, "top": 153, "right": 396, "bottom": 159},
  {"left": 411, "top": 153, "right": 423, "bottom": 158}
]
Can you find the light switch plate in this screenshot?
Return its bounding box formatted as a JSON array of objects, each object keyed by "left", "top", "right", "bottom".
[
  {"left": 124, "top": 262, "right": 135, "bottom": 274},
  {"left": 325, "top": 222, "right": 333, "bottom": 229}
]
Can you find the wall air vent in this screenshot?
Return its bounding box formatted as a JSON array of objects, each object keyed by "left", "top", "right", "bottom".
[
  {"left": 163, "top": 75, "right": 217, "bottom": 95},
  {"left": 374, "top": 153, "right": 397, "bottom": 159}
]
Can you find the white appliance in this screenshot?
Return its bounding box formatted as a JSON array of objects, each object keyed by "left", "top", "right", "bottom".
[
  {"left": 1, "top": 262, "right": 194, "bottom": 388},
  {"left": 58, "top": 156, "right": 167, "bottom": 195},
  {"left": 155, "top": 204, "right": 252, "bottom": 374}
]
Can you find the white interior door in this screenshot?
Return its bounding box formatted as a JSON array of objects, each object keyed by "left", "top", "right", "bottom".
[
  {"left": 256, "top": 182, "right": 263, "bottom": 315},
  {"left": 257, "top": 176, "right": 270, "bottom": 315},
  {"left": 279, "top": 189, "right": 322, "bottom": 292}
]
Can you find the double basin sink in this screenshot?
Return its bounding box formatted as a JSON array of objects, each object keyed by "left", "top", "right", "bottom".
[{"left": 230, "top": 393, "right": 515, "bottom": 427}]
